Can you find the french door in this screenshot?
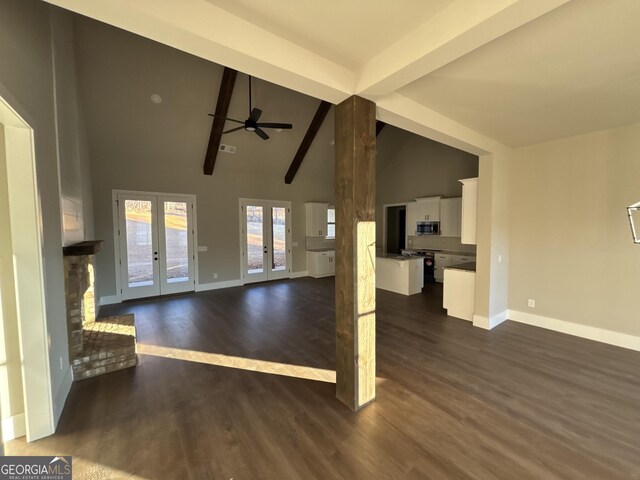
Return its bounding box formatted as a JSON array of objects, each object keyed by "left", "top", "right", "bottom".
[
  {"left": 116, "top": 192, "right": 196, "bottom": 300},
  {"left": 240, "top": 199, "right": 292, "bottom": 283}
]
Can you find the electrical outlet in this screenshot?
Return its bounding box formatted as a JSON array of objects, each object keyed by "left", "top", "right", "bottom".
[
  {"left": 498, "top": 254, "right": 502, "bottom": 264},
  {"left": 528, "top": 299, "right": 536, "bottom": 308},
  {"left": 213, "top": 273, "right": 218, "bottom": 279},
  {"left": 59, "top": 356, "right": 64, "bottom": 370}
]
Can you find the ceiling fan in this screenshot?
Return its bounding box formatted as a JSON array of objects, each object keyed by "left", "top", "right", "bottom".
[{"left": 208, "top": 76, "right": 293, "bottom": 140}]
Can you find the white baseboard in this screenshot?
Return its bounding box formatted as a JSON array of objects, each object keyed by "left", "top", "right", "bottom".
[
  {"left": 473, "top": 310, "right": 508, "bottom": 330},
  {"left": 2, "top": 413, "right": 26, "bottom": 441},
  {"left": 99, "top": 294, "right": 121, "bottom": 306},
  {"left": 508, "top": 309, "right": 640, "bottom": 352},
  {"left": 290, "top": 271, "right": 308, "bottom": 279},
  {"left": 196, "top": 279, "right": 242, "bottom": 292},
  {"left": 53, "top": 366, "right": 73, "bottom": 428}
]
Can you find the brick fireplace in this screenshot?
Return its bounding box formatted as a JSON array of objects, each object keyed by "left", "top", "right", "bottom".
[{"left": 63, "top": 241, "right": 137, "bottom": 380}]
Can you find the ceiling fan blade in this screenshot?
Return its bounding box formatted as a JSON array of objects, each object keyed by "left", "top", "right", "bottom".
[
  {"left": 223, "top": 126, "right": 245, "bottom": 134},
  {"left": 255, "top": 128, "right": 269, "bottom": 140},
  {"left": 256, "top": 122, "right": 293, "bottom": 129},
  {"left": 249, "top": 108, "right": 262, "bottom": 122},
  {"left": 208, "top": 114, "right": 244, "bottom": 124}
]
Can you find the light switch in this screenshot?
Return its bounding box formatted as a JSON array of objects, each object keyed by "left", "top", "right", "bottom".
[{"left": 198, "top": 246, "right": 208, "bottom": 252}]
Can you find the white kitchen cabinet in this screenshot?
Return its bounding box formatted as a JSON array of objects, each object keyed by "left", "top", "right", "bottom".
[
  {"left": 443, "top": 268, "right": 475, "bottom": 321},
  {"left": 434, "top": 253, "right": 451, "bottom": 283},
  {"left": 440, "top": 197, "right": 462, "bottom": 237},
  {"left": 307, "top": 250, "right": 335, "bottom": 278},
  {"left": 406, "top": 201, "right": 419, "bottom": 236},
  {"left": 451, "top": 254, "right": 474, "bottom": 266},
  {"left": 305, "top": 202, "right": 329, "bottom": 237},
  {"left": 459, "top": 178, "right": 478, "bottom": 245},
  {"left": 414, "top": 196, "right": 441, "bottom": 222}
]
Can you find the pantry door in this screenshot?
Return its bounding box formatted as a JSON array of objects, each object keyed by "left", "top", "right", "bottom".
[
  {"left": 116, "top": 192, "right": 196, "bottom": 300},
  {"left": 240, "top": 199, "right": 292, "bottom": 284}
]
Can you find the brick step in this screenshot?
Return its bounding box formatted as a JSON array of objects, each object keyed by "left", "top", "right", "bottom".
[{"left": 72, "top": 350, "right": 137, "bottom": 380}]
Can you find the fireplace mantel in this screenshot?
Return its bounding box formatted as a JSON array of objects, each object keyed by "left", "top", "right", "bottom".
[{"left": 63, "top": 240, "right": 103, "bottom": 256}]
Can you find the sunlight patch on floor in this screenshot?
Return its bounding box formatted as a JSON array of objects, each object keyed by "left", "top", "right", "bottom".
[{"left": 137, "top": 343, "right": 337, "bottom": 383}]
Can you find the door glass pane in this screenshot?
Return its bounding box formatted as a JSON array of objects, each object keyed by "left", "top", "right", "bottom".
[
  {"left": 164, "top": 201, "right": 189, "bottom": 283},
  {"left": 246, "top": 205, "right": 264, "bottom": 274},
  {"left": 272, "top": 207, "right": 286, "bottom": 271},
  {"left": 124, "top": 200, "right": 154, "bottom": 287}
]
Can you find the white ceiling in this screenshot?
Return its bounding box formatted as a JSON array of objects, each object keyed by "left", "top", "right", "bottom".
[
  {"left": 206, "top": 0, "right": 455, "bottom": 68},
  {"left": 399, "top": 0, "right": 640, "bottom": 147},
  {"left": 44, "top": 0, "right": 640, "bottom": 152}
]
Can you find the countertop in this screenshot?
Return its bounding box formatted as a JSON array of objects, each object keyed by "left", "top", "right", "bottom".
[
  {"left": 306, "top": 248, "right": 335, "bottom": 252},
  {"left": 376, "top": 253, "right": 422, "bottom": 261},
  {"left": 443, "top": 262, "right": 476, "bottom": 272},
  {"left": 404, "top": 249, "right": 476, "bottom": 256}
]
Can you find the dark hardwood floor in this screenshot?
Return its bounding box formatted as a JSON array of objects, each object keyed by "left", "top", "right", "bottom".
[{"left": 8, "top": 278, "right": 640, "bottom": 479}]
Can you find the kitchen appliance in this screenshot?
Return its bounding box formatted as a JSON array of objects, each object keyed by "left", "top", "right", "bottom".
[
  {"left": 408, "top": 250, "right": 436, "bottom": 284},
  {"left": 416, "top": 221, "right": 440, "bottom": 235}
]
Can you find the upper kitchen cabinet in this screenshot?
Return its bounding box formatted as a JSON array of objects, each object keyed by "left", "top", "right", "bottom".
[
  {"left": 414, "top": 196, "right": 441, "bottom": 221},
  {"left": 440, "top": 197, "right": 462, "bottom": 237},
  {"left": 305, "top": 202, "right": 330, "bottom": 237},
  {"left": 459, "top": 178, "right": 478, "bottom": 244}
]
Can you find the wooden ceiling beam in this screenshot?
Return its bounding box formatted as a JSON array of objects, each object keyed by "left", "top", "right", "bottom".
[
  {"left": 284, "top": 100, "right": 332, "bottom": 184},
  {"left": 204, "top": 67, "right": 238, "bottom": 175},
  {"left": 376, "top": 121, "right": 386, "bottom": 137}
]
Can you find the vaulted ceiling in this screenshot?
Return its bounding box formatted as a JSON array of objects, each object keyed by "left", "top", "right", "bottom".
[{"left": 45, "top": 0, "right": 640, "bottom": 152}]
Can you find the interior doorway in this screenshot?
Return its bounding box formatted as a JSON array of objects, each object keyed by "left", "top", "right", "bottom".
[
  {"left": 0, "top": 92, "right": 54, "bottom": 441},
  {"left": 239, "top": 199, "right": 292, "bottom": 284},
  {"left": 114, "top": 191, "right": 197, "bottom": 300},
  {"left": 385, "top": 204, "right": 407, "bottom": 254}
]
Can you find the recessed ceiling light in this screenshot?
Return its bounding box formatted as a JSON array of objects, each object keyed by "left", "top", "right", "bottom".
[
  {"left": 329, "top": 139, "right": 335, "bottom": 146},
  {"left": 276, "top": 128, "right": 283, "bottom": 133},
  {"left": 150, "top": 94, "right": 162, "bottom": 104}
]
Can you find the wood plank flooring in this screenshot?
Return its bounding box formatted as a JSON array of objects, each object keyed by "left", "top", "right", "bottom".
[{"left": 7, "top": 278, "right": 640, "bottom": 479}]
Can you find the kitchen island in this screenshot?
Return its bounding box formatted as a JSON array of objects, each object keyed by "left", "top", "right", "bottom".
[
  {"left": 376, "top": 254, "right": 424, "bottom": 296},
  {"left": 443, "top": 262, "right": 476, "bottom": 321}
]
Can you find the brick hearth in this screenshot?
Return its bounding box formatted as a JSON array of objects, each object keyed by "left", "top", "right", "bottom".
[{"left": 63, "top": 248, "right": 137, "bottom": 380}]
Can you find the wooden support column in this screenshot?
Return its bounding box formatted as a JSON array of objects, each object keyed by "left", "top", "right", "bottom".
[{"left": 334, "top": 95, "right": 376, "bottom": 411}]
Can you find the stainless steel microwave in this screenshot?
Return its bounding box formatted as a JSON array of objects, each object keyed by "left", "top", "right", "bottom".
[{"left": 416, "top": 221, "right": 440, "bottom": 235}]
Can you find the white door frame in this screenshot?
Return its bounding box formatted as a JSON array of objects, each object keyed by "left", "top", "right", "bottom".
[
  {"left": 239, "top": 198, "right": 292, "bottom": 284},
  {"left": 112, "top": 189, "right": 199, "bottom": 301},
  {"left": 0, "top": 92, "right": 54, "bottom": 441}
]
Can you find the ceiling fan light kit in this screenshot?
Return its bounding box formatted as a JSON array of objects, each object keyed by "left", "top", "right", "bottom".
[{"left": 208, "top": 75, "right": 293, "bottom": 140}]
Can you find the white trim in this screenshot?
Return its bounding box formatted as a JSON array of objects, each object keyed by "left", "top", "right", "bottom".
[
  {"left": 52, "top": 365, "right": 72, "bottom": 427},
  {"left": 2, "top": 413, "right": 26, "bottom": 441},
  {"left": 290, "top": 271, "right": 309, "bottom": 279},
  {"left": 473, "top": 310, "right": 508, "bottom": 330},
  {"left": 508, "top": 310, "right": 640, "bottom": 352},
  {"left": 98, "top": 295, "right": 121, "bottom": 307},
  {"left": 195, "top": 280, "right": 242, "bottom": 292},
  {"left": 1, "top": 92, "right": 55, "bottom": 441}
]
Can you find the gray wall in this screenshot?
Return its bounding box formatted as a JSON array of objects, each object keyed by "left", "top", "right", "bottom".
[
  {"left": 376, "top": 125, "right": 479, "bottom": 247},
  {"left": 508, "top": 123, "right": 640, "bottom": 336},
  {"left": 73, "top": 17, "right": 335, "bottom": 298},
  {"left": 0, "top": 0, "right": 94, "bottom": 423}
]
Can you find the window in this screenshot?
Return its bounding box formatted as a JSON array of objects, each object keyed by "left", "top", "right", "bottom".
[{"left": 327, "top": 207, "right": 335, "bottom": 239}]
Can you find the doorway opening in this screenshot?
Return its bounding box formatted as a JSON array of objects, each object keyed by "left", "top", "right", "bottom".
[
  {"left": 113, "top": 191, "right": 197, "bottom": 300},
  {"left": 239, "top": 199, "right": 292, "bottom": 284},
  {"left": 0, "top": 93, "right": 54, "bottom": 442},
  {"left": 385, "top": 204, "right": 407, "bottom": 254}
]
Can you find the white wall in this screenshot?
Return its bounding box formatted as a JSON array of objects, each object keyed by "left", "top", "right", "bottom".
[
  {"left": 508, "top": 123, "right": 640, "bottom": 337},
  {"left": 73, "top": 17, "right": 335, "bottom": 298},
  {"left": 0, "top": 0, "right": 94, "bottom": 429}
]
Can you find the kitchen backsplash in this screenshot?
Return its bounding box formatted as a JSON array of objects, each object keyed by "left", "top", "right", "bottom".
[
  {"left": 306, "top": 236, "right": 335, "bottom": 250},
  {"left": 407, "top": 235, "right": 477, "bottom": 254}
]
